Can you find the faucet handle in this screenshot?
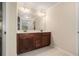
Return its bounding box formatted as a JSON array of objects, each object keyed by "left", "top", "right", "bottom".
[{"left": 40, "top": 30, "right": 43, "bottom": 32}]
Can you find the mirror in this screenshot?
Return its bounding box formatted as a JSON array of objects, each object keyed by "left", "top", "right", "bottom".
[{"left": 17, "top": 3, "right": 46, "bottom": 32}]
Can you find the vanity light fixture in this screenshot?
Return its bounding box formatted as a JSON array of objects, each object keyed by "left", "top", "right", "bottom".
[
  {"left": 19, "top": 7, "right": 31, "bottom": 14},
  {"left": 26, "top": 16, "right": 30, "bottom": 19},
  {"left": 19, "top": 7, "right": 24, "bottom": 12},
  {"left": 24, "top": 8, "right": 31, "bottom": 13}
]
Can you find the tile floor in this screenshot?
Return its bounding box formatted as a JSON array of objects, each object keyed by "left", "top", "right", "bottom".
[{"left": 18, "top": 46, "right": 72, "bottom": 56}]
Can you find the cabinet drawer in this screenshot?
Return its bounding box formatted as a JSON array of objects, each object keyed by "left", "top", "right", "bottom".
[
  {"left": 42, "top": 32, "right": 51, "bottom": 36},
  {"left": 19, "top": 34, "right": 34, "bottom": 39}
]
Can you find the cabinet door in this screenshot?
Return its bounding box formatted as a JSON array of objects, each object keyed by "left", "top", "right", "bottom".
[
  {"left": 17, "top": 36, "right": 19, "bottom": 54},
  {"left": 17, "top": 34, "right": 23, "bottom": 54},
  {"left": 19, "top": 36, "right": 24, "bottom": 54},
  {"left": 33, "top": 33, "right": 42, "bottom": 48},
  {"left": 42, "top": 33, "right": 51, "bottom": 47},
  {"left": 17, "top": 34, "right": 35, "bottom": 54},
  {"left": 17, "top": 34, "right": 24, "bottom": 54},
  {"left": 22, "top": 37, "right": 34, "bottom": 52}
]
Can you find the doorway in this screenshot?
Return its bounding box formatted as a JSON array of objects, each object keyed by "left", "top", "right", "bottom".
[{"left": 0, "top": 2, "right": 2, "bottom": 56}]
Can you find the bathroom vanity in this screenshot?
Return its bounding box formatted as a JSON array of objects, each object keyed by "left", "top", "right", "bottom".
[{"left": 17, "top": 32, "right": 51, "bottom": 54}]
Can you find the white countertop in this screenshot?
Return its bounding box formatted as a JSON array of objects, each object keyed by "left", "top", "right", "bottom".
[{"left": 17, "top": 30, "right": 48, "bottom": 33}]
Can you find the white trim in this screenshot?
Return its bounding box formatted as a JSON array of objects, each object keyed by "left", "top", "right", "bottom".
[
  {"left": 55, "top": 47, "right": 74, "bottom": 56},
  {"left": 2, "top": 2, "right": 6, "bottom": 56},
  {"left": 75, "top": 2, "right": 79, "bottom": 56}
]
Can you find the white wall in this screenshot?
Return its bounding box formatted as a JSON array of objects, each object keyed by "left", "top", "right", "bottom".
[
  {"left": 2, "top": 2, "right": 17, "bottom": 56},
  {"left": 46, "top": 3, "right": 76, "bottom": 55},
  {"left": 76, "top": 2, "right": 79, "bottom": 56}
]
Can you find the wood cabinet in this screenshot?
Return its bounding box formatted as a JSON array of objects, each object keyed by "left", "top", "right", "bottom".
[
  {"left": 42, "top": 33, "right": 51, "bottom": 47},
  {"left": 17, "top": 32, "right": 51, "bottom": 54}
]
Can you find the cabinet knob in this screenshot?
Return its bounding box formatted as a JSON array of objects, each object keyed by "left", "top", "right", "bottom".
[
  {"left": 78, "top": 32, "right": 79, "bottom": 33},
  {"left": 4, "top": 32, "right": 6, "bottom": 34}
]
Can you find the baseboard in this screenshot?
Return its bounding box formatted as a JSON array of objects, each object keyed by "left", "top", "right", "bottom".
[{"left": 55, "top": 47, "right": 75, "bottom": 56}]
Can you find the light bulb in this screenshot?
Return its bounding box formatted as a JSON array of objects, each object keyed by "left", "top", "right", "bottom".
[
  {"left": 38, "top": 12, "right": 45, "bottom": 17},
  {"left": 24, "top": 8, "right": 30, "bottom": 13},
  {"left": 19, "top": 7, "right": 31, "bottom": 13}
]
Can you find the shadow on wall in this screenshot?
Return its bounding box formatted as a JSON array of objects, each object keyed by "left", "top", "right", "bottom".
[{"left": 50, "top": 32, "right": 55, "bottom": 48}]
